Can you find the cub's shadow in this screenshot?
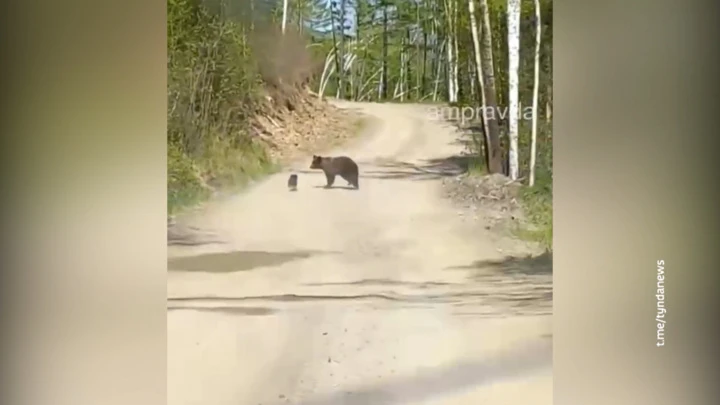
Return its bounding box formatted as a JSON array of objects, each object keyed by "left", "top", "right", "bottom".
[{"left": 312, "top": 185, "right": 357, "bottom": 190}]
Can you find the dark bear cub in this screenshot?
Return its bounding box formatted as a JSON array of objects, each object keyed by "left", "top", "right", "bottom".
[
  {"left": 287, "top": 174, "right": 298, "bottom": 191},
  {"left": 309, "top": 155, "right": 359, "bottom": 189}
]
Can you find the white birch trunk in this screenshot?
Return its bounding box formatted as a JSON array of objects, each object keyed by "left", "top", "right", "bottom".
[
  {"left": 281, "top": 0, "right": 289, "bottom": 34},
  {"left": 446, "top": 40, "right": 457, "bottom": 102},
  {"left": 529, "top": 0, "right": 541, "bottom": 186},
  {"left": 452, "top": 2, "right": 459, "bottom": 102},
  {"left": 507, "top": 0, "right": 521, "bottom": 180},
  {"left": 444, "top": 0, "right": 458, "bottom": 103}
]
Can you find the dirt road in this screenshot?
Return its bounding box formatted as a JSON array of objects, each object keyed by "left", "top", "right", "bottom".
[{"left": 167, "top": 101, "right": 552, "bottom": 405}]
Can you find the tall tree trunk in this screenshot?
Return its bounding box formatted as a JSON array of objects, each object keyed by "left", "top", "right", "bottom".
[
  {"left": 433, "top": 40, "right": 445, "bottom": 101},
  {"left": 422, "top": 31, "right": 428, "bottom": 97},
  {"left": 507, "top": 0, "right": 521, "bottom": 180},
  {"left": 478, "top": 0, "right": 503, "bottom": 174},
  {"left": 445, "top": 33, "right": 456, "bottom": 102},
  {"left": 452, "top": 1, "right": 459, "bottom": 101},
  {"left": 530, "top": 0, "right": 541, "bottom": 186},
  {"left": 430, "top": 8, "right": 439, "bottom": 100},
  {"left": 358, "top": 47, "right": 368, "bottom": 101},
  {"left": 400, "top": 35, "right": 406, "bottom": 101},
  {"left": 546, "top": 81, "right": 552, "bottom": 123},
  {"left": 329, "top": 9, "right": 341, "bottom": 97},
  {"left": 354, "top": 8, "right": 361, "bottom": 100},
  {"left": 444, "top": 0, "right": 458, "bottom": 103},
  {"left": 281, "top": 0, "right": 289, "bottom": 34},
  {"left": 545, "top": 40, "right": 552, "bottom": 124},
  {"left": 338, "top": 0, "right": 346, "bottom": 99},
  {"left": 407, "top": 27, "right": 412, "bottom": 100},
  {"left": 296, "top": 0, "right": 303, "bottom": 33},
  {"left": 415, "top": 2, "right": 422, "bottom": 100},
  {"left": 468, "top": 59, "right": 475, "bottom": 99},
  {"left": 468, "top": 0, "right": 491, "bottom": 167},
  {"left": 381, "top": 1, "right": 389, "bottom": 100},
  {"left": 250, "top": 0, "right": 255, "bottom": 31}
]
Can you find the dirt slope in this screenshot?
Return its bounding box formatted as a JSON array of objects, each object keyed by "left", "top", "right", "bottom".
[{"left": 167, "top": 101, "right": 552, "bottom": 405}]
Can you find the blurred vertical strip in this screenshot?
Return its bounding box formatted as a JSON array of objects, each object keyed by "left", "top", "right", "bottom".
[
  {"left": 0, "top": 0, "right": 168, "bottom": 404},
  {"left": 554, "top": 0, "right": 720, "bottom": 404}
]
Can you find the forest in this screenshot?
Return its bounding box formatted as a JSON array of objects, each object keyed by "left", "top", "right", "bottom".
[{"left": 168, "top": 0, "right": 553, "bottom": 248}]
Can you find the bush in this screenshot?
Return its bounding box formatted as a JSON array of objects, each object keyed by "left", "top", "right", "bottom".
[
  {"left": 516, "top": 120, "right": 553, "bottom": 251},
  {"left": 167, "top": 0, "right": 272, "bottom": 214}
]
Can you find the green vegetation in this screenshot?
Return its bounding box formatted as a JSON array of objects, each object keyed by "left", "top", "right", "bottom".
[
  {"left": 516, "top": 178, "right": 552, "bottom": 251},
  {"left": 297, "top": 0, "right": 553, "bottom": 249},
  {"left": 167, "top": 0, "right": 274, "bottom": 215},
  {"left": 516, "top": 119, "right": 552, "bottom": 251},
  {"left": 168, "top": 0, "right": 553, "bottom": 248},
  {"left": 516, "top": 130, "right": 552, "bottom": 250}
]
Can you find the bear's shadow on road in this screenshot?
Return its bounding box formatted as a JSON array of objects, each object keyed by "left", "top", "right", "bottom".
[{"left": 312, "top": 185, "right": 358, "bottom": 190}]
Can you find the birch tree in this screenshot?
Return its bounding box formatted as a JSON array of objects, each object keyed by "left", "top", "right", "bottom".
[
  {"left": 452, "top": 1, "right": 459, "bottom": 102},
  {"left": 507, "top": 0, "right": 521, "bottom": 180},
  {"left": 282, "top": 0, "right": 289, "bottom": 34},
  {"left": 445, "top": 0, "right": 458, "bottom": 103},
  {"left": 529, "top": 0, "right": 541, "bottom": 186}
]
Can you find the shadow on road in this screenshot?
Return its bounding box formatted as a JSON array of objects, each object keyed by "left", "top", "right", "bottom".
[
  {"left": 167, "top": 305, "right": 277, "bottom": 316},
  {"left": 360, "top": 155, "right": 473, "bottom": 181},
  {"left": 303, "top": 278, "right": 457, "bottom": 289},
  {"left": 168, "top": 224, "right": 224, "bottom": 247},
  {"left": 290, "top": 154, "right": 474, "bottom": 182},
  {"left": 267, "top": 339, "right": 551, "bottom": 405},
  {"left": 445, "top": 252, "right": 553, "bottom": 316},
  {"left": 449, "top": 251, "right": 553, "bottom": 277},
  {"left": 167, "top": 292, "right": 451, "bottom": 304},
  {"left": 166, "top": 288, "right": 550, "bottom": 314},
  {"left": 168, "top": 250, "right": 333, "bottom": 273},
  {"left": 312, "top": 185, "right": 358, "bottom": 190}
]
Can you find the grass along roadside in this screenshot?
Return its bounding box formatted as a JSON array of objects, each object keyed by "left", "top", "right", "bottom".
[
  {"left": 513, "top": 121, "right": 553, "bottom": 252},
  {"left": 513, "top": 175, "right": 552, "bottom": 251},
  {"left": 167, "top": 138, "right": 278, "bottom": 217}
]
